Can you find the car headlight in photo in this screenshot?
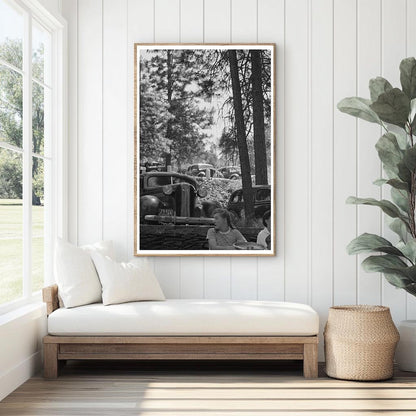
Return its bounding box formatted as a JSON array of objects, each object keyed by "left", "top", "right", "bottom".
[{"left": 197, "top": 188, "right": 207, "bottom": 198}]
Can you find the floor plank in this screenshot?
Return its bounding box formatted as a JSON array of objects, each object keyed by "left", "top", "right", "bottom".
[{"left": 1, "top": 361, "right": 416, "bottom": 415}]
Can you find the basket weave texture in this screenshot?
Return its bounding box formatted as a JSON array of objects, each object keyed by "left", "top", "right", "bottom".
[{"left": 324, "top": 305, "right": 400, "bottom": 381}]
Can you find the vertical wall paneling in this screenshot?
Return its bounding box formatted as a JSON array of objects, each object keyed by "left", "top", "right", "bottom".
[
  {"left": 381, "top": 0, "right": 407, "bottom": 322},
  {"left": 310, "top": 0, "right": 333, "bottom": 359},
  {"left": 61, "top": 0, "right": 77, "bottom": 245},
  {"left": 230, "top": 0, "right": 257, "bottom": 42},
  {"left": 153, "top": 258, "right": 181, "bottom": 298},
  {"left": 333, "top": 0, "right": 357, "bottom": 305},
  {"left": 103, "top": 0, "right": 128, "bottom": 260},
  {"left": 153, "top": 0, "right": 181, "bottom": 298},
  {"left": 356, "top": 0, "right": 382, "bottom": 305},
  {"left": 77, "top": 0, "right": 103, "bottom": 245},
  {"left": 178, "top": 0, "right": 205, "bottom": 298},
  {"left": 407, "top": 0, "right": 416, "bottom": 56},
  {"left": 229, "top": 0, "right": 258, "bottom": 300},
  {"left": 180, "top": 258, "right": 204, "bottom": 298},
  {"left": 204, "top": 257, "right": 231, "bottom": 299},
  {"left": 126, "top": 0, "right": 154, "bottom": 263},
  {"left": 257, "top": 0, "right": 285, "bottom": 301},
  {"left": 203, "top": 0, "right": 232, "bottom": 299},
  {"left": 231, "top": 257, "right": 258, "bottom": 299},
  {"left": 155, "top": 0, "right": 180, "bottom": 42},
  {"left": 284, "top": 0, "right": 309, "bottom": 303},
  {"left": 406, "top": 0, "right": 416, "bottom": 319},
  {"left": 180, "top": 0, "right": 203, "bottom": 42},
  {"left": 204, "top": 0, "right": 231, "bottom": 42}
]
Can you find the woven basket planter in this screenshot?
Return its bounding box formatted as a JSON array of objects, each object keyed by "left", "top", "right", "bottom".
[{"left": 324, "top": 305, "right": 399, "bottom": 381}]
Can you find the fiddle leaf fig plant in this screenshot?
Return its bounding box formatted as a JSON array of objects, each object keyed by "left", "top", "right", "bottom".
[{"left": 338, "top": 57, "right": 416, "bottom": 297}]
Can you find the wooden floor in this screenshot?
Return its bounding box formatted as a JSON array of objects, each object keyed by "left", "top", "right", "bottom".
[{"left": 1, "top": 360, "right": 416, "bottom": 415}]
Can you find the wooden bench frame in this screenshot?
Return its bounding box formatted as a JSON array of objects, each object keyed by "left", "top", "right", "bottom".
[{"left": 42, "top": 285, "right": 319, "bottom": 379}]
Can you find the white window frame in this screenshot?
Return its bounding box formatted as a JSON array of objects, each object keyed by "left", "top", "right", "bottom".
[{"left": 0, "top": 0, "right": 67, "bottom": 315}]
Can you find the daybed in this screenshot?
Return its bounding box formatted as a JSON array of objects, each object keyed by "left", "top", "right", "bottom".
[{"left": 42, "top": 284, "right": 320, "bottom": 379}]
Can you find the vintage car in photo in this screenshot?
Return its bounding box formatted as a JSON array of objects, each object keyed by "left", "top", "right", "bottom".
[
  {"left": 143, "top": 161, "right": 165, "bottom": 172},
  {"left": 139, "top": 172, "right": 215, "bottom": 225},
  {"left": 218, "top": 166, "right": 241, "bottom": 180},
  {"left": 186, "top": 163, "right": 223, "bottom": 179},
  {"left": 227, "top": 185, "right": 271, "bottom": 222}
]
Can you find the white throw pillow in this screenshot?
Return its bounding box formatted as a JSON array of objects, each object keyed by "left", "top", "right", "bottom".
[
  {"left": 81, "top": 240, "right": 115, "bottom": 259},
  {"left": 90, "top": 252, "right": 165, "bottom": 306},
  {"left": 54, "top": 239, "right": 114, "bottom": 308}
]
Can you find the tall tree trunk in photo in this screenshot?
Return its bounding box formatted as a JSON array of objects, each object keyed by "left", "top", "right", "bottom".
[
  {"left": 228, "top": 50, "right": 255, "bottom": 224},
  {"left": 250, "top": 50, "right": 268, "bottom": 185},
  {"left": 166, "top": 50, "right": 173, "bottom": 165}
]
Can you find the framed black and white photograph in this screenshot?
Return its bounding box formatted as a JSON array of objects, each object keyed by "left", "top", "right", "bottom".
[{"left": 134, "top": 44, "right": 276, "bottom": 256}]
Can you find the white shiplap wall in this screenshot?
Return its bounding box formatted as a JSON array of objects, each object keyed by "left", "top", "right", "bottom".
[{"left": 61, "top": 0, "right": 416, "bottom": 358}]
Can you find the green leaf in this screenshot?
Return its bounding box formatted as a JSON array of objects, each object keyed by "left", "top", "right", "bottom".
[
  {"left": 404, "top": 282, "right": 416, "bottom": 296},
  {"left": 362, "top": 254, "right": 408, "bottom": 272},
  {"left": 400, "top": 57, "right": 416, "bottom": 100},
  {"left": 337, "top": 97, "right": 382, "bottom": 125},
  {"left": 361, "top": 255, "right": 415, "bottom": 287},
  {"left": 410, "top": 98, "right": 416, "bottom": 124},
  {"left": 369, "top": 77, "right": 393, "bottom": 102},
  {"left": 384, "top": 166, "right": 400, "bottom": 180},
  {"left": 389, "top": 217, "right": 410, "bottom": 241},
  {"left": 383, "top": 272, "right": 412, "bottom": 288},
  {"left": 375, "top": 132, "right": 404, "bottom": 173},
  {"left": 391, "top": 187, "right": 409, "bottom": 213},
  {"left": 397, "top": 240, "right": 416, "bottom": 263},
  {"left": 403, "top": 146, "right": 416, "bottom": 172},
  {"left": 387, "top": 178, "right": 410, "bottom": 191},
  {"left": 411, "top": 99, "right": 416, "bottom": 132},
  {"left": 347, "top": 233, "right": 404, "bottom": 256},
  {"left": 394, "top": 130, "right": 410, "bottom": 150},
  {"left": 398, "top": 161, "right": 412, "bottom": 185},
  {"left": 373, "top": 178, "right": 409, "bottom": 191},
  {"left": 401, "top": 265, "right": 416, "bottom": 282},
  {"left": 373, "top": 178, "right": 388, "bottom": 186},
  {"left": 346, "top": 196, "right": 406, "bottom": 219},
  {"left": 370, "top": 88, "right": 410, "bottom": 128}
]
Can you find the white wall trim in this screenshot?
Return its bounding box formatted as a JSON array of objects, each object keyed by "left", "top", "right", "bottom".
[
  {"left": 0, "top": 301, "right": 43, "bottom": 325},
  {"left": 0, "top": 303, "right": 46, "bottom": 400},
  {"left": 21, "top": 0, "right": 66, "bottom": 28},
  {"left": 0, "top": 351, "right": 42, "bottom": 402}
]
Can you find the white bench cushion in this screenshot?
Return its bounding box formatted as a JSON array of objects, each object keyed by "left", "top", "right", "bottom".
[{"left": 47, "top": 299, "right": 319, "bottom": 336}]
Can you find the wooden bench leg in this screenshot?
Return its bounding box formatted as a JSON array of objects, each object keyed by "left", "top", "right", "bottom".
[
  {"left": 303, "top": 343, "right": 318, "bottom": 379},
  {"left": 44, "top": 343, "right": 59, "bottom": 379}
]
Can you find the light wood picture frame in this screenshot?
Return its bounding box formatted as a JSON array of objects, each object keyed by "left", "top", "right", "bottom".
[{"left": 134, "top": 43, "right": 276, "bottom": 256}]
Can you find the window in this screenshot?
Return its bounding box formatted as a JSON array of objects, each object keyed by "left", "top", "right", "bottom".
[
  {"left": 256, "top": 188, "right": 271, "bottom": 201},
  {"left": 0, "top": 0, "right": 66, "bottom": 311},
  {"left": 147, "top": 176, "right": 172, "bottom": 187}
]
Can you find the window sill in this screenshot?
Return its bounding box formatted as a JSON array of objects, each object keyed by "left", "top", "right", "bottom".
[{"left": 0, "top": 297, "right": 45, "bottom": 326}]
